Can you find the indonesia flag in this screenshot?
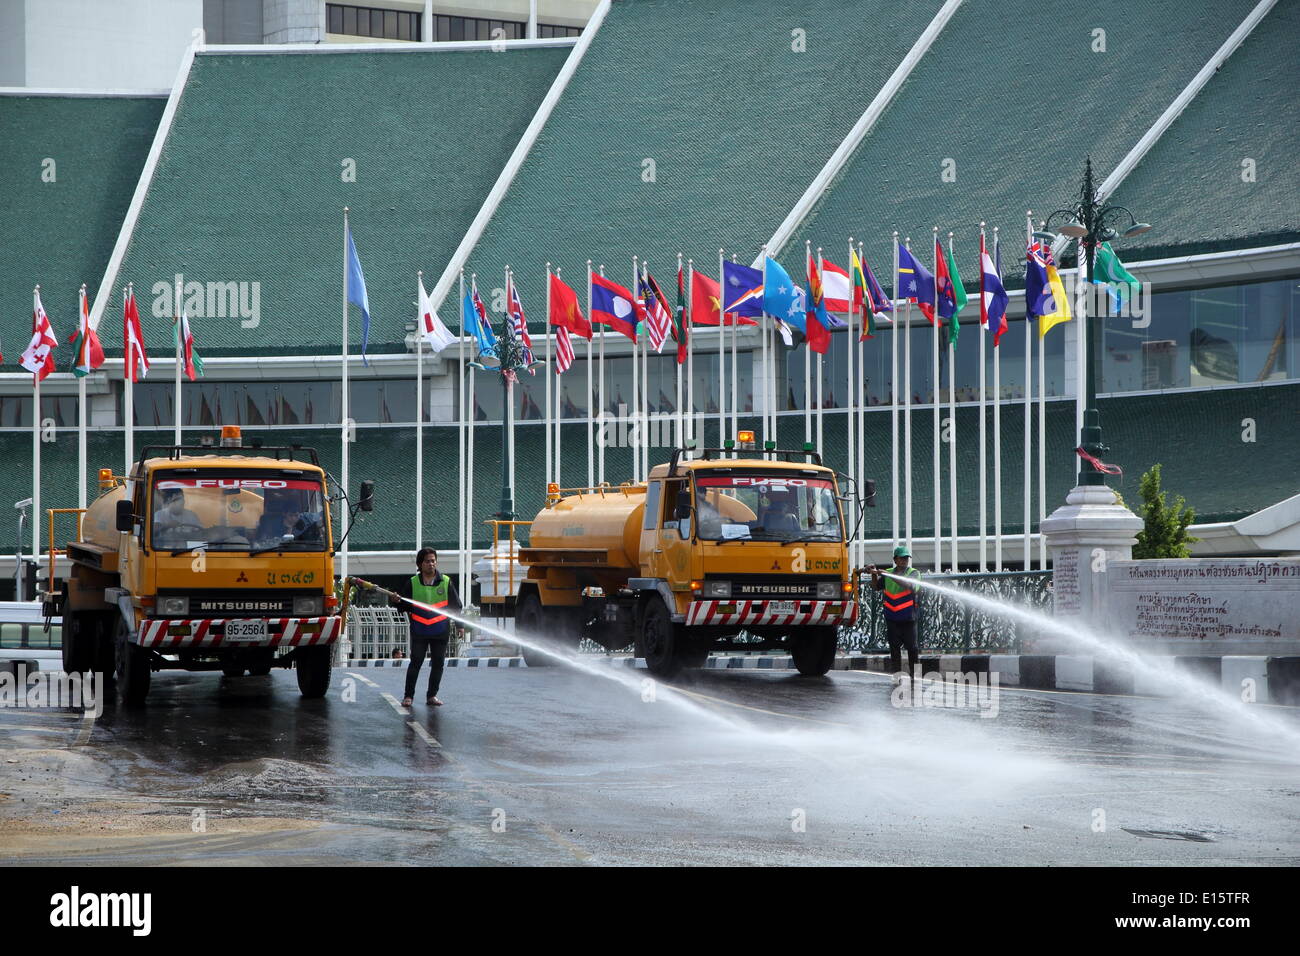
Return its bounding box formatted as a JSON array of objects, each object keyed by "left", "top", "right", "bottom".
[
  {"left": 980, "top": 234, "right": 1009, "bottom": 346},
  {"left": 555, "top": 324, "right": 575, "bottom": 374},
  {"left": 821, "top": 258, "right": 853, "bottom": 314},
  {"left": 123, "top": 288, "right": 150, "bottom": 382},
  {"left": 507, "top": 273, "right": 534, "bottom": 371},
  {"left": 177, "top": 311, "right": 206, "bottom": 381},
  {"left": 68, "top": 286, "right": 105, "bottom": 377},
  {"left": 21, "top": 288, "right": 58, "bottom": 381}
]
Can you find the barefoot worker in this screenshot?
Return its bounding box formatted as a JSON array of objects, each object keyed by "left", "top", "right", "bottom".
[
  {"left": 391, "top": 548, "right": 462, "bottom": 708},
  {"left": 868, "top": 546, "right": 922, "bottom": 679}
]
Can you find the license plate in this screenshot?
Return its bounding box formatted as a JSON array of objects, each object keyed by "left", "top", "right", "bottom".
[
  {"left": 769, "top": 601, "right": 797, "bottom": 615},
  {"left": 225, "top": 619, "right": 268, "bottom": 642}
]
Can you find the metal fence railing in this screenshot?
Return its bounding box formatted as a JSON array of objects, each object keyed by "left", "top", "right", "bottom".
[
  {"left": 838, "top": 570, "right": 1053, "bottom": 654},
  {"left": 345, "top": 606, "right": 469, "bottom": 660}
]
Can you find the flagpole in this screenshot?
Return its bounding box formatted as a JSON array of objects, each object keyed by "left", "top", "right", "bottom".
[
  {"left": 931, "top": 226, "right": 941, "bottom": 573},
  {"left": 554, "top": 266, "right": 563, "bottom": 485},
  {"left": 846, "top": 238, "right": 856, "bottom": 568},
  {"left": 803, "top": 241, "right": 812, "bottom": 447},
  {"left": 340, "top": 210, "right": 352, "bottom": 595},
  {"left": 1023, "top": 210, "right": 1033, "bottom": 570},
  {"left": 458, "top": 271, "right": 466, "bottom": 602},
  {"left": 125, "top": 284, "right": 135, "bottom": 476},
  {"left": 815, "top": 246, "right": 824, "bottom": 455},
  {"left": 717, "top": 248, "right": 726, "bottom": 449},
  {"left": 1038, "top": 252, "right": 1048, "bottom": 572},
  {"left": 903, "top": 239, "right": 913, "bottom": 557},
  {"left": 947, "top": 232, "right": 959, "bottom": 573},
  {"left": 978, "top": 224, "right": 988, "bottom": 573},
  {"left": 468, "top": 274, "right": 479, "bottom": 590},
  {"left": 729, "top": 253, "right": 738, "bottom": 449},
  {"left": 416, "top": 272, "right": 425, "bottom": 550},
  {"left": 173, "top": 274, "right": 182, "bottom": 446},
  {"left": 598, "top": 265, "right": 606, "bottom": 484},
  {"left": 77, "top": 285, "right": 88, "bottom": 510},
  {"left": 676, "top": 251, "right": 684, "bottom": 448},
  {"left": 32, "top": 286, "right": 42, "bottom": 566},
  {"left": 506, "top": 267, "right": 516, "bottom": 500},
  {"left": 758, "top": 246, "right": 769, "bottom": 448},
  {"left": 686, "top": 259, "right": 695, "bottom": 448},
  {"left": 993, "top": 228, "right": 1003, "bottom": 571},
  {"left": 631, "top": 255, "right": 640, "bottom": 478},
  {"left": 545, "top": 263, "right": 553, "bottom": 489},
  {"left": 890, "top": 234, "right": 900, "bottom": 549},
  {"left": 586, "top": 260, "right": 594, "bottom": 488}
]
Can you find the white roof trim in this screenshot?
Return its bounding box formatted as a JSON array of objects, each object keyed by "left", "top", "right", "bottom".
[
  {"left": 199, "top": 38, "right": 578, "bottom": 55},
  {"left": 0, "top": 87, "right": 169, "bottom": 98}
]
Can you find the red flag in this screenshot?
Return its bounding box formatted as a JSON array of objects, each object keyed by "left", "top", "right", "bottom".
[
  {"left": 690, "top": 271, "right": 722, "bottom": 326},
  {"left": 804, "top": 250, "right": 831, "bottom": 355},
  {"left": 555, "top": 324, "right": 575, "bottom": 374},
  {"left": 549, "top": 273, "right": 591, "bottom": 339},
  {"left": 21, "top": 289, "right": 58, "bottom": 381}
]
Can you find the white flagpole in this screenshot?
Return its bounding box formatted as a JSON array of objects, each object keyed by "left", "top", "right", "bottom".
[
  {"left": 978, "top": 224, "right": 988, "bottom": 573},
  {"left": 815, "top": 246, "right": 825, "bottom": 455},
  {"left": 598, "top": 265, "right": 606, "bottom": 483},
  {"left": 846, "top": 238, "right": 856, "bottom": 567},
  {"left": 931, "top": 226, "right": 941, "bottom": 572},
  {"left": 890, "top": 234, "right": 900, "bottom": 548},
  {"left": 856, "top": 241, "right": 867, "bottom": 568},
  {"left": 759, "top": 246, "right": 769, "bottom": 447},
  {"left": 1023, "top": 211, "right": 1033, "bottom": 570},
  {"left": 77, "top": 284, "right": 88, "bottom": 510},
  {"left": 32, "top": 285, "right": 42, "bottom": 566},
  {"left": 554, "top": 266, "right": 563, "bottom": 485},
  {"left": 993, "top": 227, "right": 1003, "bottom": 571},
  {"left": 506, "top": 267, "right": 516, "bottom": 500},
  {"left": 124, "top": 283, "right": 135, "bottom": 476},
  {"left": 676, "top": 252, "right": 684, "bottom": 448},
  {"left": 730, "top": 253, "right": 738, "bottom": 448},
  {"left": 416, "top": 271, "right": 424, "bottom": 550},
  {"left": 903, "top": 239, "right": 913, "bottom": 556},
  {"left": 545, "top": 263, "right": 553, "bottom": 489},
  {"left": 631, "top": 255, "right": 640, "bottom": 478},
  {"left": 717, "top": 248, "right": 726, "bottom": 448},
  {"left": 803, "top": 240, "right": 812, "bottom": 447},
  {"left": 1038, "top": 266, "right": 1048, "bottom": 572},
  {"left": 586, "top": 260, "right": 594, "bottom": 488},
  {"left": 458, "top": 271, "right": 466, "bottom": 601},
  {"left": 948, "top": 232, "right": 958, "bottom": 573},
  {"left": 173, "top": 275, "right": 182, "bottom": 446},
  {"left": 686, "top": 259, "right": 695, "bottom": 447},
  {"left": 469, "top": 273, "right": 479, "bottom": 590},
  {"left": 340, "top": 210, "right": 351, "bottom": 590}
]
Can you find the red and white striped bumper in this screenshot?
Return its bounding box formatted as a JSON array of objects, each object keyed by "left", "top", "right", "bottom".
[
  {"left": 684, "top": 600, "right": 856, "bottom": 627},
  {"left": 135, "top": 616, "right": 342, "bottom": 649}
]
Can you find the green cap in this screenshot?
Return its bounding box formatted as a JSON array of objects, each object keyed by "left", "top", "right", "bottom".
[{"left": 893, "top": 546, "right": 911, "bottom": 558}]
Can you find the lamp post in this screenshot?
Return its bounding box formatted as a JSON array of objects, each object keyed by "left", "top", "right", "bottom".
[
  {"left": 473, "top": 313, "right": 536, "bottom": 521},
  {"left": 1035, "top": 157, "right": 1151, "bottom": 487}
]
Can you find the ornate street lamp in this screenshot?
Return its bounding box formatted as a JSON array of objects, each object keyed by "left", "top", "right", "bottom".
[
  {"left": 1034, "top": 157, "right": 1152, "bottom": 487},
  {"left": 471, "top": 311, "right": 538, "bottom": 520}
]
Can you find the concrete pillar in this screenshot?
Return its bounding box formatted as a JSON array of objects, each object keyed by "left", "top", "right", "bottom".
[{"left": 1039, "top": 485, "right": 1143, "bottom": 646}]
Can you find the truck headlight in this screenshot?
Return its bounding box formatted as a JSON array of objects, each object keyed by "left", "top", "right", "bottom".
[
  {"left": 159, "top": 596, "right": 189, "bottom": 616},
  {"left": 702, "top": 581, "right": 731, "bottom": 599},
  {"left": 293, "top": 595, "right": 324, "bottom": 616},
  {"left": 816, "top": 582, "right": 839, "bottom": 599}
]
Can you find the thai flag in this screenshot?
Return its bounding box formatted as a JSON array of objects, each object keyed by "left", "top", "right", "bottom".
[{"left": 980, "top": 234, "right": 1009, "bottom": 346}]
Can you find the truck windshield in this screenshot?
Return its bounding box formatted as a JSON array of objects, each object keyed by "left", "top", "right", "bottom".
[
  {"left": 694, "top": 473, "right": 841, "bottom": 543},
  {"left": 150, "top": 476, "right": 328, "bottom": 553}
]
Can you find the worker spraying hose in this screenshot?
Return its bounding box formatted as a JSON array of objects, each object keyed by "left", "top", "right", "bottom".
[{"left": 867, "top": 547, "right": 923, "bottom": 680}]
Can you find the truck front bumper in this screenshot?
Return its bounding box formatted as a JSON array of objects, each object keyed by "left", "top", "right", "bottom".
[
  {"left": 134, "top": 616, "right": 342, "bottom": 649},
  {"left": 684, "top": 600, "right": 856, "bottom": 627}
]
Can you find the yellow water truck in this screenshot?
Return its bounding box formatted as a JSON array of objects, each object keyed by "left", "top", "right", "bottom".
[
  {"left": 501, "top": 438, "right": 872, "bottom": 676},
  {"left": 47, "top": 426, "right": 373, "bottom": 704}
]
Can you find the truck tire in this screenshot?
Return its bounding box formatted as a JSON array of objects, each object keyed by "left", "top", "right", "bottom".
[
  {"left": 247, "top": 650, "right": 274, "bottom": 677},
  {"left": 115, "top": 618, "right": 152, "bottom": 705},
  {"left": 62, "top": 611, "right": 95, "bottom": 674},
  {"left": 640, "top": 599, "right": 682, "bottom": 678},
  {"left": 296, "top": 645, "right": 331, "bottom": 698},
  {"left": 221, "top": 662, "right": 247, "bottom": 678},
  {"left": 790, "top": 626, "right": 839, "bottom": 677},
  {"left": 93, "top": 613, "right": 117, "bottom": 688}
]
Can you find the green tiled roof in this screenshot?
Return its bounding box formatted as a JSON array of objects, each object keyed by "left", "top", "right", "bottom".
[
  {"left": 793, "top": 0, "right": 1267, "bottom": 284},
  {"left": 111, "top": 47, "right": 569, "bottom": 356},
  {"left": 1108, "top": 0, "right": 1300, "bottom": 261},
  {"left": 7, "top": 383, "right": 1292, "bottom": 554},
  {"left": 0, "top": 95, "right": 163, "bottom": 356},
  {"left": 460, "top": 0, "right": 939, "bottom": 327}
]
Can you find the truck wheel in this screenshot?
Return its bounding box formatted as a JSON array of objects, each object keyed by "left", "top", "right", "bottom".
[
  {"left": 62, "top": 611, "right": 94, "bottom": 674},
  {"left": 221, "top": 663, "right": 246, "bottom": 678},
  {"left": 641, "top": 600, "right": 682, "bottom": 678},
  {"left": 247, "top": 650, "right": 274, "bottom": 677},
  {"left": 296, "top": 645, "right": 331, "bottom": 698},
  {"left": 93, "top": 613, "right": 117, "bottom": 689},
  {"left": 515, "top": 591, "right": 556, "bottom": 667},
  {"left": 115, "top": 619, "right": 152, "bottom": 705},
  {"left": 790, "top": 626, "right": 839, "bottom": 677}
]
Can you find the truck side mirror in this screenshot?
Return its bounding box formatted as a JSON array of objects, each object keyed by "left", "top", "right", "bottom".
[
  {"left": 864, "top": 479, "right": 877, "bottom": 508},
  {"left": 358, "top": 479, "right": 375, "bottom": 512},
  {"left": 115, "top": 499, "right": 135, "bottom": 532}
]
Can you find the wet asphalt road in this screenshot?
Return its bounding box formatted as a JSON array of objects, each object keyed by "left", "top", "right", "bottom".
[{"left": 2, "top": 661, "right": 1299, "bottom": 866}]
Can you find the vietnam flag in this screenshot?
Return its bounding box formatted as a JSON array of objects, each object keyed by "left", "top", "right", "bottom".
[
  {"left": 690, "top": 270, "right": 722, "bottom": 326},
  {"left": 549, "top": 272, "right": 591, "bottom": 339}
]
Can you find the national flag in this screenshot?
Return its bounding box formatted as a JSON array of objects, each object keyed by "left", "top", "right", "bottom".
[
  {"left": 1026, "top": 241, "right": 1072, "bottom": 337},
  {"left": 345, "top": 222, "right": 371, "bottom": 365},
  {"left": 638, "top": 267, "right": 673, "bottom": 353},
  {"left": 934, "top": 237, "right": 958, "bottom": 325},
  {"left": 804, "top": 249, "right": 832, "bottom": 354},
  {"left": 507, "top": 274, "right": 534, "bottom": 371},
  {"left": 463, "top": 285, "right": 498, "bottom": 361},
  {"left": 591, "top": 274, "right": 643, "bottom": 341},
  {"left": 821, "top": 258, "right": 853, "bottom": 314},
  {"left": 21, "top": 289, "right": 58, "bottom": 381},
  {"left": 761, "top": 256, "right": 803, "bottom": 348},
  {"left": 548, "top": 273, "right": 591, "bottom": 339},
  {"left": 979, "top": 234, "right": 1009, "bottom": 346},
  {"left": 720, "top": 260, "right": 763, "bottom": 324},
  {"left": 941, "top": 239, "right": 968, "bottom": 346},
  {"left": 123, "top": 289, "right": 150, "bottom": 382},
  {"left": 852, "top": 248, "right": 892, "bottom": 339},
  {"left": 555, "top": 325, "right": 575, "bottom": 374},
  {"left": 1091, "top": 242, "right": 1141, "bottom": 305},
  {"left": 68, "top": 286, "right": 105, "bottom": 377},
  {"left": 417, "top": 276, "right": 458, "bottom": 353},
  {"left": 175, "top": 311, "right": 205, "bottom": 381},
  {"left": 896, "top": 243, "right": 935, "bottom": 321},
  {"left": 673, "top": 264, "right": 688, "bottom": 365},
  {"left": 689, "top": 271, "right": 722, "bottom": 326}
]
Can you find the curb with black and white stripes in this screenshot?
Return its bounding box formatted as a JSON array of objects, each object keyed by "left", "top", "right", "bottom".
[{"left": 344, "top": 657, "right": 524, "bottom": 668}]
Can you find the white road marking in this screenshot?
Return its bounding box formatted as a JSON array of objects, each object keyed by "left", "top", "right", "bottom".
[
  {"left": 381, "top": 693, "right": 410, "bottom": 715},
  {"left": 406, "top": 720, "right": 441, "bottom": 748},
  {"left": 73, "top": 712, "right": 96, "bottom": 747},
  {"left": 347, "top": 672, "right": 379, "bottom": 687}
]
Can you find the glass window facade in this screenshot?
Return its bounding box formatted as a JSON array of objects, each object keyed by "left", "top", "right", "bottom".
[
  {"left": 125, "top": 379, "right": 416, "bottom": 428},
  {"left": 327, "top": 4, "right": 422, "bottom": 41},
  {"left": 0, "top": 395, "right": 80, "bottom": 428}
]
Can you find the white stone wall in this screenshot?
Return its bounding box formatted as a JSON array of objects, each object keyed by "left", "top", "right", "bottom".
[{"left": 262, "top": 0, "right": 320, "bottom": 44}]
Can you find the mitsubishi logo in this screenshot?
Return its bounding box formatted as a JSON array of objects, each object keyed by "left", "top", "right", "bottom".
[
  {"left": 236, "top": 570, "right": 248, "bottom": 583},
  {"left": 771, "top": 560, "right": 781, "bottom": 570}
]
